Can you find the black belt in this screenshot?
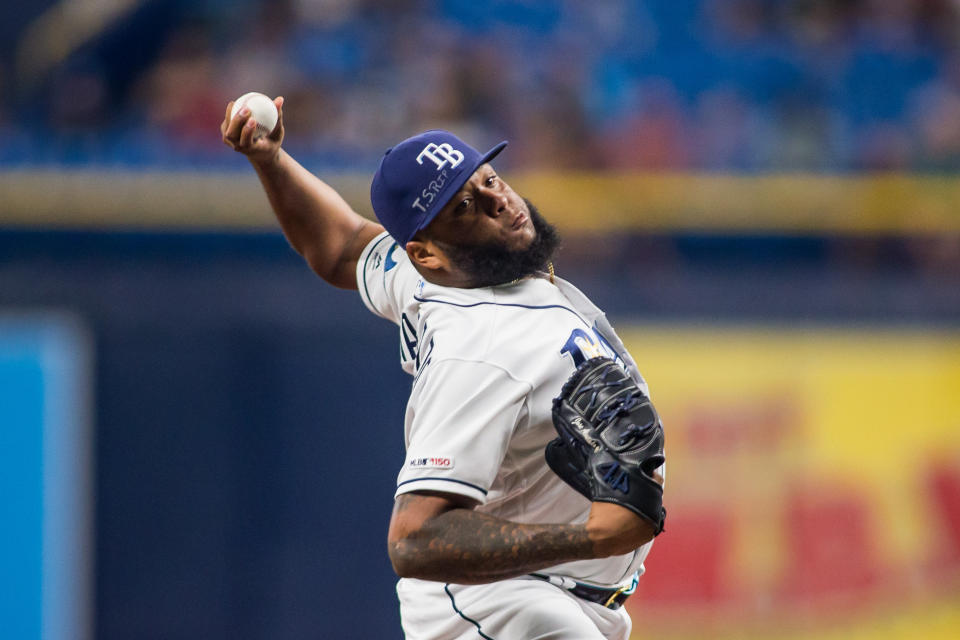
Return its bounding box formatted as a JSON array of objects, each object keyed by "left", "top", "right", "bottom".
[{"left": 528, "top": 573, "right": 637, "bottom": 610}]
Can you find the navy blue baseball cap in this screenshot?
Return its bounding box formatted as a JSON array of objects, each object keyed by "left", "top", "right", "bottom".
[{"left": 370, "top": 130, "right": 507, "bottom": 246}]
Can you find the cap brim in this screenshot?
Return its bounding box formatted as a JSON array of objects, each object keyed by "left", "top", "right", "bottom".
[
  {"left": 407, "top": 141, "right": 508, "bottom": 245},
  {"left": 477, "top": 140, "right": 508, "bottom": 167}
]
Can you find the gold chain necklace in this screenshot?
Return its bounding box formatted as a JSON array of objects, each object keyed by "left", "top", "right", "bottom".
[{"left": 507, "top": 261, "right": 555, "bottom": 286}]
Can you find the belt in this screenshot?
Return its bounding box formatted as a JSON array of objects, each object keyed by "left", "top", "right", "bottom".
[{"left": 528, "top": 572, "right": 638, "bottom": 610}]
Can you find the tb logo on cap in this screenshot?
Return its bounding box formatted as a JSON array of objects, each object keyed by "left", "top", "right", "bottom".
[{"left": 417, "top": 143, "right": 464, "bottom": 170}]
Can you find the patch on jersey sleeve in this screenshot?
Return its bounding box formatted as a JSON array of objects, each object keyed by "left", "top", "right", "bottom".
[
  {"left": 384, "top": 242, "right": 400, "bottom": 271},
  {"left": 407, "top": 456, "right": 455, "bottom": 470}
]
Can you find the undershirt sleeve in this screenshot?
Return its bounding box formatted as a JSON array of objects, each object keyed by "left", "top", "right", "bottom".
[{"left": 396, "top": 358, "right": 532, "bottom": 504}]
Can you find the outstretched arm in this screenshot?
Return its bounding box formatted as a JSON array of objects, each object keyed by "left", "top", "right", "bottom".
[
  {"left": 221, "top": 97, "right": 384, "bottom": 289},
  {"left": 387, "top": 491, "right": 656, "bottom": 584}
]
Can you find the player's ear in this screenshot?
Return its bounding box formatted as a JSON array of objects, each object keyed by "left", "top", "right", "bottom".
[{"left": 405, "top": 238, "right": 449, "bottom": 271}]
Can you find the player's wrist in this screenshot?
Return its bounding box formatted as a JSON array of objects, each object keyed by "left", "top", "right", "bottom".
[
  {"left": 585, "top": 502, "right": 655, "bottom": 557},
  {"left": 248, "top": 146, "right": 286, "bottom": 174}
]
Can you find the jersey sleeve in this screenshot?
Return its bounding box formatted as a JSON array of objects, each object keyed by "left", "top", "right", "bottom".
[
  {"left": 396, "top": 359, "right": 532, "bottom": 504},
  {"left": 356, "top": 230, "right": 420, "bottom": 325}
]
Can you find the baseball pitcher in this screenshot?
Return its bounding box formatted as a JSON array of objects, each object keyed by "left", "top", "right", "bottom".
[{"left": 222, "top": 96, "right": 666, "bottom": 640}]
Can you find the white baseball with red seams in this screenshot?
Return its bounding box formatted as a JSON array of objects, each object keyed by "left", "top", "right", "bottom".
[{"left": 230, "top": 92, "right": 278, "bottom": 139}]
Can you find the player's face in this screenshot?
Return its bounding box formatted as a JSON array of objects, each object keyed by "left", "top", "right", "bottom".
[
  {"left": 413, "top": 165, "right": 560, "bottom": 287},
  {"left": 427, "top": 164, "right": 537, "bottom": 253},
  {"left": 432, "top": 199, "right": 559, "bottom": 287}
]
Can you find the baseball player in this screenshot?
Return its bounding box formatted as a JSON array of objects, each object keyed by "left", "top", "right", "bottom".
[{"left": 221, "top": 97, "right": 665, "bottom": 640}]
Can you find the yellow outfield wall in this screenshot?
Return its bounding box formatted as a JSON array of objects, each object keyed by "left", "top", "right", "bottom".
[
  {"left": 1, "top": 171, "right": 959, "bottom": 234},
  {"left": 618, "top": 326, "right": 960, "bottom": 640}
]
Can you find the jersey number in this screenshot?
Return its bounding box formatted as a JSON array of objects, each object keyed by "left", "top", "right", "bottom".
[
  {"left": 401, "top": 312, "right": 434, "bottom": 374},
  {"left": 401, "top": 312, "right": 418, "bottom": 362}
]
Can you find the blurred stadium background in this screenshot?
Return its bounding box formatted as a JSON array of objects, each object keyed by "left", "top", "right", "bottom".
[{"left": 1, "top": 1, "right": 959, "bottom": 639}]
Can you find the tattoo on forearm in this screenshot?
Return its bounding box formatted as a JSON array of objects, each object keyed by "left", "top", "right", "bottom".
[{"left": 389, "top": 505, "right": 594, "bottom": 583}]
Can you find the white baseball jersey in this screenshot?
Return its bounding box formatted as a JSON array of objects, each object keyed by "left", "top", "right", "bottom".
[{"left": 357, "top": 231, "right": 655, "bottom": 586}]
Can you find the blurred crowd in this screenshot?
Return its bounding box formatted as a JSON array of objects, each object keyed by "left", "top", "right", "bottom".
[{"left": 3, "top": 0, "right": 960, "bottom": 171}]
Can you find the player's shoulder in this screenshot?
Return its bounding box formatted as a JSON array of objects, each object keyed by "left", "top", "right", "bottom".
[
  {"left": 358, "top": 231, "right": 406, "bottom": 282},
  {"left": 416, "top": 274, "right": 563, "bottom": 307},
  {"left": 415, "top": 276, "right": 575, "bottom": 328},
  {"left": 357, "top": 230, "right": 420, "bottom": 322},
  {"left": 414, "top": 281, "right": 497, "bottom": 339},
  {"left": 414, "top": 277, "right": 564, "bottom": 367}
]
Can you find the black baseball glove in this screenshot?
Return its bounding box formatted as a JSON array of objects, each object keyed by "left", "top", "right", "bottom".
[{"left": 546, "top": 357, "right": 666, "bottom": 535}]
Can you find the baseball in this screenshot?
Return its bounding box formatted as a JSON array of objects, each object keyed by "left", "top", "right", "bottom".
[{"left": 230, "top": 92, "right": 278, "bottom": 139}]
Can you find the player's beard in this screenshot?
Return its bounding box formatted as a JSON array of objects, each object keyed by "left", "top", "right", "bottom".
[{"left": 437, "top": 199, "right": 561, "bottom": 288}]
